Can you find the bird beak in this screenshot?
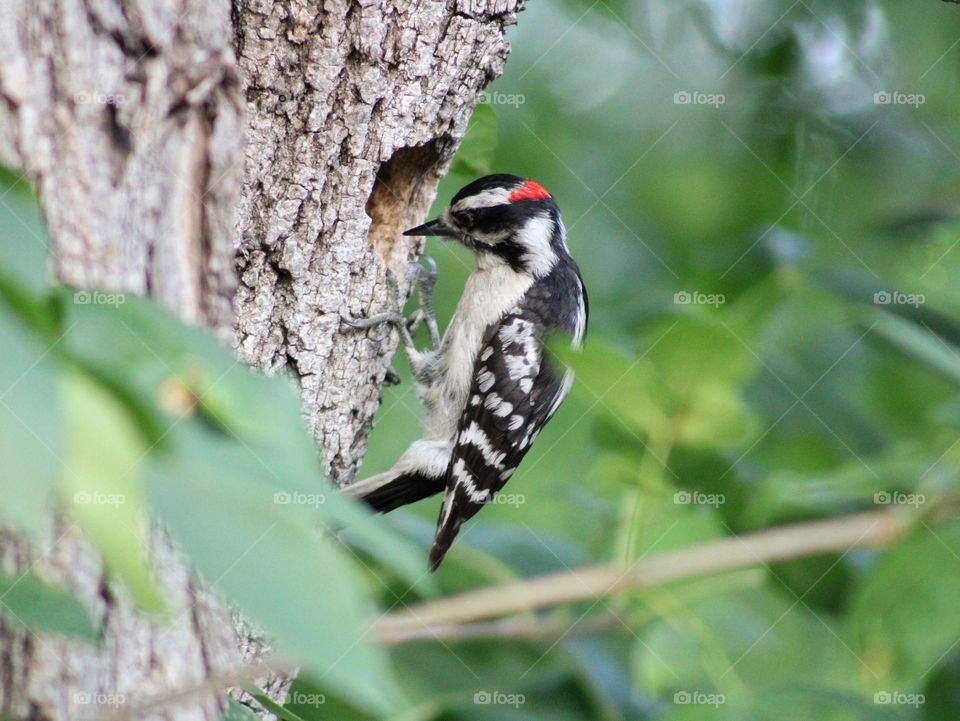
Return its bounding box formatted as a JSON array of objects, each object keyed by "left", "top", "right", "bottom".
[{"left": 402, "top": 217, "right": 459, "bottom": 238}]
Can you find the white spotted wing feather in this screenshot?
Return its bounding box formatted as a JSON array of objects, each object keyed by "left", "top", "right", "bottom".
[{"left": 428, "top": 313, "right": 571, "bottom": 569}]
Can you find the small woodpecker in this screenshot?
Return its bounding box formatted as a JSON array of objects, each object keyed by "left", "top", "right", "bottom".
[{"left": 344, "top": 174, "right": 588, "bottom": 571}]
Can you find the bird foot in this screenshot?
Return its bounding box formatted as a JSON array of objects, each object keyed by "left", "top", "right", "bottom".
[
  {"left": 340, "top": 267, "right": 416, "bottom": 351},
  {"left": 404, "top": 257, "right": 440, "bottom": 350},
  {"left": 341, "top": 258, "right": 441, "bottom": 351}
]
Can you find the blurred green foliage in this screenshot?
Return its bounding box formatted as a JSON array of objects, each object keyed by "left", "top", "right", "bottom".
[
  {"left": 0, "top": 199, "right": 413, "bottom": 714},
  {"left": 361, "top": 0, "right": 960, "bottom": 718},
  {"left": 3, "top": 1, "right": 960, "bottom": 720}
]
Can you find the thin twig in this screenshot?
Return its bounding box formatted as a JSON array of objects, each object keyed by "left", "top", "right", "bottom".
[
  {"left": 376, "top": 609, "right": 624, "bottom": 645},
  {"left": 372, "top": 508, "right": 914, "bottom": 644}
]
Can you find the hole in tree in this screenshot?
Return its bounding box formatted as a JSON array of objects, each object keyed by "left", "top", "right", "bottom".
[{"left": 365, "top": 138, "right": 450, "bottom": 267}]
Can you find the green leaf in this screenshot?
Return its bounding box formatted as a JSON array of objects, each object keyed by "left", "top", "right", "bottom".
[
  {"left": 146, "top": 429, "right": 401, "bottom": 716},
  {"left": 221, "top": 698, "right": 262, "bottom": 721},
  {"left": 0, "top": 193, "right": 50, "bottom": 303},
  {"left": 552, "top": 336, "right": 668, "bottom": 439},
  {"left": 642, "top": 316, "right": 753, "bottom": 392},
  {"left": 451, "top": 103, "right": 497, "bottom": 176},
  {"left": 244, "top": 687, "right": 312, "bottom": 721},
  {"left": 635, "top": 586, "right": 855, "bottom": 697},
  {"left": 65, "top": 297, "right": 435, "bottom": 595},
  {"left": 673, "top": 381, "right": 756, "bottom": 448},
  {"left": 743, "top": 450, "right": 932, "bottom": 525},
  {"left": 62, "top": 296, "right": 431, "bottom": 590},
  {"left": 657, "top": 686, "right": 907, "bottom": 721},
  {"left": 555, "top": 321, "right": 756, "bottom": 449},
  {"left": 849, "top": 521, "right": 960, "bottom": 687},
  {"left": 0, "top": 571, "right": 98, "bottom": 640},
  {"left": 284, "top": 678, "right": 375, "bottom": 721},
  {"left": 867, "top": 310, "right": 960, "bottom": 386},
  {"left": 0, "top": 304, "right": 61, "bottom": 540},
  {"left": 390, "top": 637, "right": 572, "bottom": 705},
  {"left": 0, "top": 165, "right": 37, "bottom": 202},
  {"left": 59, "top": 367, "right": 165, "bottom": 613}
]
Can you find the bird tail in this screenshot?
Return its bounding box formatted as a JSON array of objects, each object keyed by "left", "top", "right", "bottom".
[
  {"left": 427, "top": 489, "right": 476, "bottom": 571},
  {"left": 427, "top": 516, "right": 463, "bottom": 572},
  {"left": 346, "top": 470, "right": 445, "bottom": 513}
]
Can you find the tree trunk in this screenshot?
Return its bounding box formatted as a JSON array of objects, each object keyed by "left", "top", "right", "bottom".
[
  {"left": 233, "top": 0, "right": 518, "bottom": 482},
  {"left": 0, "top": 1, "right": 519, "bottom": 720}
]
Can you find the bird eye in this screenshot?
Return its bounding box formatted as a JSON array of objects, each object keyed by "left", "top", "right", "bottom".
[{"left": 451, "top": 209, "right": 475, "bottom": 226}]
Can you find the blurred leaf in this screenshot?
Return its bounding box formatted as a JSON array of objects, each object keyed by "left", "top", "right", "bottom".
[
  {"left": 0, "top": 306, "right": 60, "bottom": 539},
  {"left": 60, "top": 367, "right": 165, "bottom": 612},
  {"left": 319, "top": 492, "right": 436, "bottom": 596},
  {"left": 674, "top": 381, "right": 756, "bottom": 448},
  {"left": 743, "top": 450, "right": 932, "bottom": 525},
  {"left": 658, "top": 685, "right": 908, "bottom": 721},
  {"left": 627, "top": 498, "right": 726, "bottom": 559},
  {"left": 635, "top": 586, "right": 855, "bottom": 696},
  {"left": 0, "top": 193, "right": 51, "bottom": 304},
  {"left": 221, "top": 698, "right": 261, "bottom": 721},
  {"left": 643, "top": 317, "right": 753, "bottom": 392},
  {"left": 391, "top": 637, "right": 574, "bottom": 706},
  {"left": 146, "top": 429, "right": 401, "bottom": 716},
  {"left": 850, "top": 521, "right": 960, "bottom": 688},
  {"left": 552, "top": 336, "right": 667, "bottom": 439},
  {"left": 867, "top": 310, "right": 960, "bottom": 386},
  {"left": 451, "top": 103, "right": 497, "bottom": 176},
  {"left": 922, "top": 656, "right": 960, "bottom": 721},
  {"left": 62, "top": 296, "right": 431, "bottom": 591},
  {"left": 0, "top": 571, "right": 98, "bottom": 640},
  {"left": 284, "top": 678, "right": 375, "bottom": 721},
  {"left": 563, "top": 317, "right": 757, "bottom": 449},
  {"left": 245, "top": 687, "right": 312, "bottom": 721}
]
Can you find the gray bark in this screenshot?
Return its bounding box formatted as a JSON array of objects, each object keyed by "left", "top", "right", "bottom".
[
  {"left": 0, "top": 1, "right": 520, "bottom": 720},
  {"left": 234, "top": 0, "right": 519, "bottom": 482}
]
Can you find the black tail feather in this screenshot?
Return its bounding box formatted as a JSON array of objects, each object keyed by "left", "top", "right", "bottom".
[
  {"left": 428, "top": 503, "right": 466, "bottom": 572},
  {"left": 427, "top": 521, "right": 461, "bottom": 572},
  {"left": 360, "top": 472, "right": 445, "bottom": 513}
]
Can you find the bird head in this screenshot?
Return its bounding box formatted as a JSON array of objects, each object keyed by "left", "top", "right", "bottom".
[{"left": 404, "top": 174, "right": 566, "bottom": 277}]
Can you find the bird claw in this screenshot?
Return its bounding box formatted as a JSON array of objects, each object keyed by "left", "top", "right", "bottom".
[
  {"left": 340, "top": 258, "right": 440, "bottom": 352},
  {"left": 340, "top": 311, "right": 406, "bottom": 330},
  {"left": 416, "top": 256, "right": 441, "bottom": 350},
  {"left": 340, "top": 267, "right": 415, "bottom": 350}
]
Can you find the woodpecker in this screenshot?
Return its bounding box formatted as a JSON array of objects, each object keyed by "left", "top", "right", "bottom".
[{"left": 344, "top": 174, "right": 588, "bottom": 571}]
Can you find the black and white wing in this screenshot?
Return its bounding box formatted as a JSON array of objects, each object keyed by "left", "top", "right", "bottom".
[{"left": 427, "top": 311, "right": 573, "bottom": 570}]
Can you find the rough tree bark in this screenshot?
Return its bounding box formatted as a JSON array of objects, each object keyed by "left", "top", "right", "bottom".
[
  {"left": 233, "top": 0, "right": 520, "bottom": 482},
  {"left": 0, "top": 1, "right": 520, "bottom": 720}
]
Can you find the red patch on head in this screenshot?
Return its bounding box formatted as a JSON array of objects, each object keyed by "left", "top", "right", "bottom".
[{"left": 508, "top": 179, "right": 552, "bottom": 203}]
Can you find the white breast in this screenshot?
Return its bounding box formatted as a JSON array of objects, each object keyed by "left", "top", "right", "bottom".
[{"left": 421, "top": 263, "right": 533, "bottom": 439}]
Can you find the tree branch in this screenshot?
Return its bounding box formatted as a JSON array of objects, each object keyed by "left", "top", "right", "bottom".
[{"left": 371, "top": 508, "right": 914, "bottom": 644}]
